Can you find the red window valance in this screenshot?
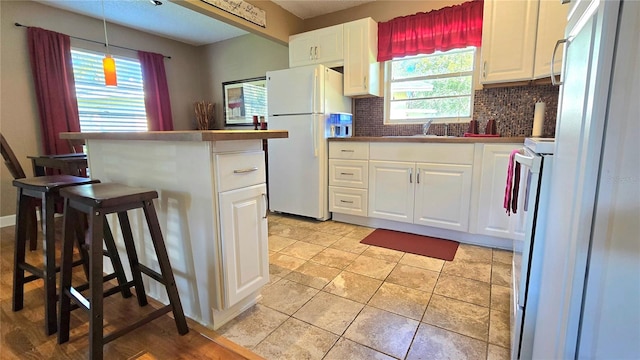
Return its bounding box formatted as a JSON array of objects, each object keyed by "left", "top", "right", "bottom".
[{"left": 377, "top": 0, "right": 484, "bottom": 62}]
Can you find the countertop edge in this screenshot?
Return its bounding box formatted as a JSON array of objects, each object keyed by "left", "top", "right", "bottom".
[
  {"left": 60, "top": 130, "right": 289, "bottom": 142},
  {"left": 328, "top": 136, "right": 526, "bottom": 144}
]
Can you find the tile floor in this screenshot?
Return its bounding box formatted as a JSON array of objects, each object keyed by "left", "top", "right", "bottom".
[{"left": 217, "top": 213, "right": 513, "bottom": 360}]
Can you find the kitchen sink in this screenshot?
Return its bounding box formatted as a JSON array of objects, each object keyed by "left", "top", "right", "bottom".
[{"left": 411, "top": 134, "right": 458, "bottom": 138}]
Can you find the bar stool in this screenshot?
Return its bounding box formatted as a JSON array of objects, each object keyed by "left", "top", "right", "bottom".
[
  {"left": 57, "top": 183, "right": 188, "bottom": 359},
  {"left": 11, "top": 175, "right": 111, "bottom": 336}
]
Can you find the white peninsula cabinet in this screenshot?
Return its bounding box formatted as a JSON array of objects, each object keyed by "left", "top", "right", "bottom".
[
  {"left": 480, "top": 0, "right": 568, "bottom": 84},
  {"left": 61, "top": 130, "right": 287, "bottom": 331},
  {"left": 471, "top": 143, "right": 526, "bottom": 240},
  {"left": 289, "top": 24, "right": 344, "bottom": 68},
  {"left": 368, "top": 143, "right": 474, "bottom": 232}
]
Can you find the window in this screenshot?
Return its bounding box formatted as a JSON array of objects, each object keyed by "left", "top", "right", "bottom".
[
  {"left": 385, "top": 47, "right": 476, "bottom": 124},
  {"left": 71, "top": 49, "right": 148, "bottom": 132}
]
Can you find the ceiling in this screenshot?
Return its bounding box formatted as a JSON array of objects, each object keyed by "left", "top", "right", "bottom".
[
  {"left": 271, "top": 0, "right": 375, "bottom": 20},
  {"left": 36, "top": 0, "right": 375, "bottom": 46}
]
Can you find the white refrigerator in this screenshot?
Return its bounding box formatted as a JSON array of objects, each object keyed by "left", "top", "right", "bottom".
[
  {"left": 266, "top": 65, "right": 351, "bottom": 220},
  {"left": 531, "top": 0, "right": 640, "bottom": 358}
]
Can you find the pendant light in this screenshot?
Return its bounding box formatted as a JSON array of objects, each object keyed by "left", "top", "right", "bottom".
[{"left": 101, "top": 0, "right": 117, "bottom": 86}]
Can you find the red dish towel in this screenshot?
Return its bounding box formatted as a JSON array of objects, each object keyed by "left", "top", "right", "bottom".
[{"left": 504, "top": 149, "right": 522, "bottom": 215}]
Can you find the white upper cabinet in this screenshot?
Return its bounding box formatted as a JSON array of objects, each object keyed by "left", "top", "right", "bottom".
[
  {"left": 289, "top": 24, "right": 344, "bottom": 68},
  {"left": 481, "top": 0, "right": 539, "bottom": 83},
  {"left": 533, "top": 0, "right": 569, "bottom": 79},
  {"left": 343, "top": 18, "right": 381, "bottom": 97},
  {"left": 481, "top": 0, "right": 569, "bottom": 84}
]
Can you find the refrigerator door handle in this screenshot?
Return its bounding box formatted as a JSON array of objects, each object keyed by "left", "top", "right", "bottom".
[{"left": 312, "top": 120, "right": 318, "bottom": 157}]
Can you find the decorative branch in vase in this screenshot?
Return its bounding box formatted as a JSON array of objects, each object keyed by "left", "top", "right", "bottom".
[{"left": 194, "top": 101, "right": 214, "bottom": 130}]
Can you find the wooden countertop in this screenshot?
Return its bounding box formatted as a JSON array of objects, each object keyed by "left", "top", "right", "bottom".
[
  {"left": 329, "top": 136, "right": 525, "bottom": 144},
  {"left": 60, "top": 130, "right": 289, "bottom": 142}
]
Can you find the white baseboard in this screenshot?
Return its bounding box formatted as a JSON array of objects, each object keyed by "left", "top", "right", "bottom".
[
  {"left": 0, "top": 215, "right": 16, "bottom": 228},
  {"left": 332, "top": 213, "right": 514, "bottom": 250}
]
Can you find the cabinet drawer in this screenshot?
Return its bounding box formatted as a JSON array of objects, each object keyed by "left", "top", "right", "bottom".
[
  {"left": 329, "top": 187, "right": 368, "bottom": 216},
  {"left": 329, "top": 159, "right": 368, "bottom": 188},
  {"left": 329, "top": 142, "right": 369, "bottom": 159},
  {"left": 216, "top": 151, "right": 265, "bottom": 192}
]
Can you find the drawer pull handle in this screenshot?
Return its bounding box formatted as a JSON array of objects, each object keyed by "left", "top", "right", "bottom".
[
  {"left": 340, "top": 172, "right": 354, "bottom": 176},
  {"left": 340, "top": 200, "right": 354, "bottom": 204},
  {"left": 233, "top": 167, "right": 258, "bottom": 174},
  {"left": 340, "top": 149, "right": 355, "bottom": 152}
]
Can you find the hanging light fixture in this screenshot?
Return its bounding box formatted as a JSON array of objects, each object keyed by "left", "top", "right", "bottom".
[{"left": 101, "top": 0, "right": 117, "bottom": 86}]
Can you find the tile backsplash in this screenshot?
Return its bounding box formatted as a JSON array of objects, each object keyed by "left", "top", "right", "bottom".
[{"left": 353, "top": 84, "right": 559, "bottom": 138}]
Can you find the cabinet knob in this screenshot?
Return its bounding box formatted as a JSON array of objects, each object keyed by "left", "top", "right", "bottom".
[
  {"left": 309, "top": 47, "right": 313, "bottom": 60},
  {"left": 314, "top": 46, "right": 318, "bottom": 59},
  {"left": 409, "top": 168, "right": 413, "bottom": 184}
]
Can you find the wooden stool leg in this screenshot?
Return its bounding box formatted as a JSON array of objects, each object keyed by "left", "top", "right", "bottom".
[
  {"left": 89, "top": 210, "right": 105, "bottom": 360},
  {"left": 102, "top": 217, "right": 132, "bottom": 298},
  {"left": 27, "top": 201, "right": 38, "bottom": 251},
  {"left": 58, "top": 199, "right": 76, "bottom": 344},
  {"left": 117, "top": 212, "right": 147, "bottom": 307},
  {"left": 41, "top": 192, "right": 58, "bottom": 335},
  {"left": 74, "top": 214, "right": 90, "bottom": 280},
  {"left": 143, "top": 200, "right": 188, "bottom": 335},
  {"left": 12, "top": 189, "right": 29, "bottom": 312}
]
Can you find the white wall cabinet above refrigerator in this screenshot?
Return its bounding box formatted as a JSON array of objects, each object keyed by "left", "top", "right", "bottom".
[
  {"left": 480, "top": 0, "right": 568, "bottom": 84},
  {"left": 343, "top": 18, "right": 381, "bottom": 97},
  {"left": 289, "top": 18, "right": 381, "bottom": 97},
  {"left": 289, "top": 24, "right": 344, "bottom": 68}
]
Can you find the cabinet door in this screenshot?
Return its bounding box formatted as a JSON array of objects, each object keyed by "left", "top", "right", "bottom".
[
  {"left": 480, "top": 0, "right": 539, "bottom": 83},
  {"left": 315, "top": 24, "right": 344, "bottom": 66},
  {"left": 289, "top": 33, "right": 317, "bottom": 67},
  {"left": 219, "top": 183, "right": 269, "bottom": 308},
  {"left": 475, "top": 144, "right": 524, "bottom": 239},
  {"left": 414, "top": 163, "right": 472, "bottom": 232},
  {"left": 533, "top": 0, "right": 569, "bottom": 79},
  {"left": 368, "top": 161, "right": 415, "bottom": 223},
  {"left": 344, "top": 18, "right": 380, "bottom": 97}
]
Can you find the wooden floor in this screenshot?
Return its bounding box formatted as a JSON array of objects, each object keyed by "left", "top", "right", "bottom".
[{"left": 0, "top": 221, "right": 263, "bottom": 359}]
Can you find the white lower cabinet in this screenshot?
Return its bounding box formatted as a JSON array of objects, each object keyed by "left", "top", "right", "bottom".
[
  {"left": 329, "top": 142, "right": 369, "bottom": 216},
  {"left": 368, "top": 160, "right": 472, "bottom": 231},
  {"left": 474, "top": 144, "right": 526, "bottom": 240},
  {"left": 414, "top": 163, "right": 472, "bottom": 231},
  {"left": 218, "top": 183, "right": 269, "bottom": 308},
  {"left": 368, "top": 161, "right": 415, "bottom": 223}
]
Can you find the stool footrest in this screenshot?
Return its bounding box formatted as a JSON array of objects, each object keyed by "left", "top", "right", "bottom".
[
  {"left": 19, "top": 257, "right": 90, "bottom": 284},
  {"left": 138, "top": 264, "right": 164, "bottom": 284},
  {"left": 103, "top": 305, "right": 173, "bottom": 345},
  {"left": 18, "top": 263, "right": 44, "bottom": 279}
]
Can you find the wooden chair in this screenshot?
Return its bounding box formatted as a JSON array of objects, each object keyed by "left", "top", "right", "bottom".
[{"left": 1, "top": 133, "right": 38, "bottom": 250}]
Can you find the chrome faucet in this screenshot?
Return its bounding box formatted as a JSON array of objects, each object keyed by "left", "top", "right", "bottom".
[
  {"left": 422, "top": 120, "right": 433, "bottom": 135},
  {"left": 444, "top": 123, "right": 450, "bottom": 137}
]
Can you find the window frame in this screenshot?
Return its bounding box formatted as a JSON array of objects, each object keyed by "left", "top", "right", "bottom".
[
  {"left": 70, "top": 47, "right": 149, "bottom": 132},
  {"left": 383, "top": 47, "right": 478, "bottom": 125}
]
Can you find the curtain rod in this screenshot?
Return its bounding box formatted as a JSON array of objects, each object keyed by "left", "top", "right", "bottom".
[{"left": 14, "top": 22, "right": 171, "bottom": 59}]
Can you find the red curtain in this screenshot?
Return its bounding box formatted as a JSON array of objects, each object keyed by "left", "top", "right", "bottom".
[
  {"left": 377, "top": 0, "right": 484, "bottom": 62},
  {"left": 138, "top": 51, "right": 174, "bottom": 131},
  {"left": 27, "top": 27, "right": 80, "bottom": 155}
]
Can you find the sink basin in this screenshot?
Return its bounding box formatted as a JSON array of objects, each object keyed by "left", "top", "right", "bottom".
[{"left": 411, "top": 134, "right": 457, "bottom": 138}]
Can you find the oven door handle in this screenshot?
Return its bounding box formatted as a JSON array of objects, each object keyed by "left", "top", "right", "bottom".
[{"left": 515, "top": 151, "right": 541, "bottom": 174}]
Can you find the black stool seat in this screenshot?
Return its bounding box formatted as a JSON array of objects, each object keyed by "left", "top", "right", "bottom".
[
  {"left": 12, "top": 174, "right": 100, "bottom": 335},
  {"left": 58, "top": 182, "right": 188, "bottom": 360}
]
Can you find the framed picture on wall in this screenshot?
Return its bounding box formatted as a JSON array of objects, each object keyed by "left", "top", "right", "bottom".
[{"left": 222, "top": 76, "right": 267, "bottom": 126}]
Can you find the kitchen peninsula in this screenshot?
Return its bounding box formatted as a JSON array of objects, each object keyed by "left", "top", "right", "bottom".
[{"left": 60, "top": 130, "right": 287, "bottom": 330}]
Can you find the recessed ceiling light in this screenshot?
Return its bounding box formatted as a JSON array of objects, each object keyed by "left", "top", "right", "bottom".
[{"left": 149, "top": 0, "right": 162, "bottom": 6}]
